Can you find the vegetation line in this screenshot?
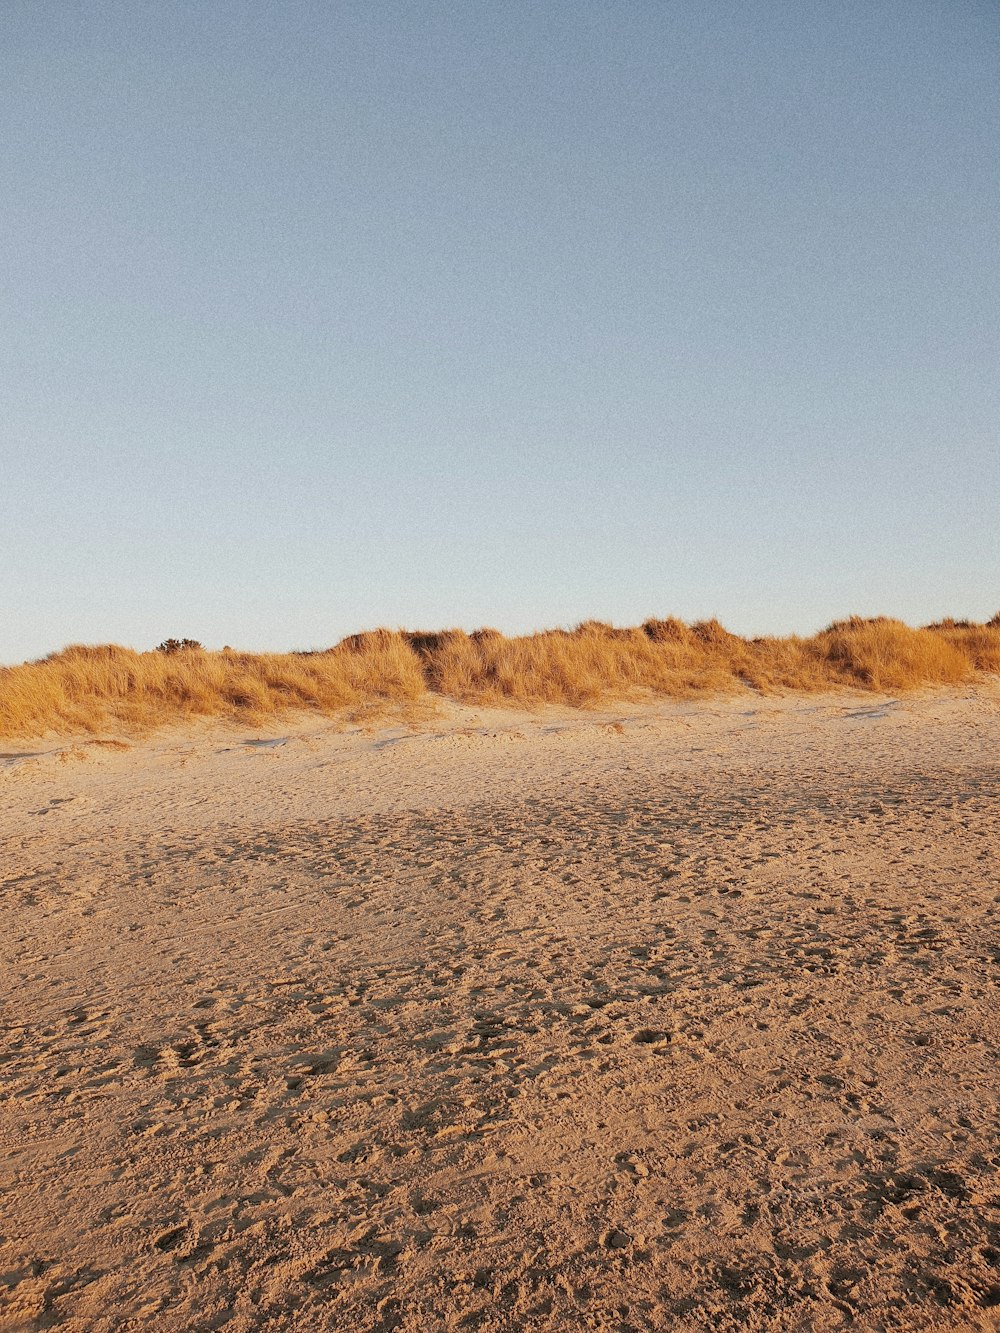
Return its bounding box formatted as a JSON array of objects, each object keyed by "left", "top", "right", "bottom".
[{"left": 2, "top": 615, "right": 998, "bottom": 738}]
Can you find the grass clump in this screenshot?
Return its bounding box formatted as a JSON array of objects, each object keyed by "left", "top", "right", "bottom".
[{"left": 816, "top": 617, "right": 971, "bottom": 691}]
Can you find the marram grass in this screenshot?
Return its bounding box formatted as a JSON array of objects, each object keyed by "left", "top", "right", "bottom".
[{"left": 2, "top": 615, "right": 999, "bottom": 739}]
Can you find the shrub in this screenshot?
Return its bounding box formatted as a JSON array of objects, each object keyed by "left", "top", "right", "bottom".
[{"left": 156, "top": 638, "right": 203, "bottom": 654}]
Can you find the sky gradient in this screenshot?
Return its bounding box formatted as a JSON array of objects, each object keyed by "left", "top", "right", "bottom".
[{"left": 3, "top": 1, "right": 998, "bottom": 663}]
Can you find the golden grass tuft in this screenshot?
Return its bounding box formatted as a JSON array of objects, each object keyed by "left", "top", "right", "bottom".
[
  {"left": 1, "top": 614, "right": 998, "bottom": 738},
  {"left": 816, "top": 617, "right": 971, "bottom": 691}
]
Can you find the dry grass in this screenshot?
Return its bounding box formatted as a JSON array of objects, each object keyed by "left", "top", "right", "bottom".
[
  {"left": 1, "top": 615, "right": 998, "bottom": 739},
  {"left": 0, "top": 635, "right": 426, "bottom": 739}
]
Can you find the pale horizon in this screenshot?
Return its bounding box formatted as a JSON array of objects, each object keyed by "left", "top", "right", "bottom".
[{"left": 4, "top": 1, "right": 998, "bottom": 663}]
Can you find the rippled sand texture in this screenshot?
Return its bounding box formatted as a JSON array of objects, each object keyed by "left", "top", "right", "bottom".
[{"left": 1, "top": 689, "right": 998, "bottom": 1331}]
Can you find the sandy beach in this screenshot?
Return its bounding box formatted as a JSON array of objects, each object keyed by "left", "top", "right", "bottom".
[{"left": 1, "top": 687, "right": 998, "bottom": 1331}]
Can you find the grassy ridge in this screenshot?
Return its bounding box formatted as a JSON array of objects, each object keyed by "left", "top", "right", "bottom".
[{"left": 2, "top": 615, "right": 999, "bottom": 738}]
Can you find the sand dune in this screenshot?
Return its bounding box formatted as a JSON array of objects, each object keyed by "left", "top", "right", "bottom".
[
  {"left": 4, "top": 615, "right": 1000, "bottom": 739},
  {"left": 1, "top": 688, "right": 998, "bottom": 1330}
]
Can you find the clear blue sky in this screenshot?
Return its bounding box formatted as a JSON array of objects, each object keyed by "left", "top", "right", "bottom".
[{"left": 3, "top": 1, "right": 997, "bottom": 663}]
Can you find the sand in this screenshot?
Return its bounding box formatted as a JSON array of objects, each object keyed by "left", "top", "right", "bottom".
[{"left": 1, "top": 688, "right": 998, "bottom": 1331}]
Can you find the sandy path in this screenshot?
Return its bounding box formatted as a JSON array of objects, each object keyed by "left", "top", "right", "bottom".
[{"left": 1, "top": 689, "right": 998, "bottom": 1331}]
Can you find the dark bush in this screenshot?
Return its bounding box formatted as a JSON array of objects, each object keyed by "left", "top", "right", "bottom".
[{"left": 156, "top": 638, "right": 203, "bottom": 654}]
